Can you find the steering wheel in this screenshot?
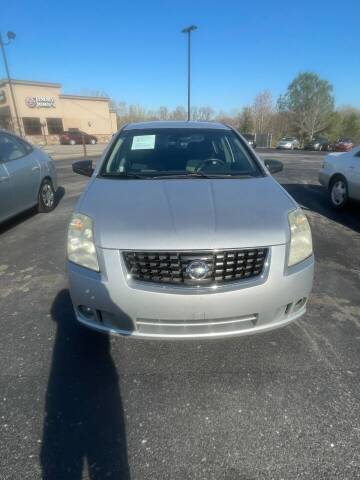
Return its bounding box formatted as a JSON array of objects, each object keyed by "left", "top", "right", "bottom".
[{"left": 195, "top": 158, "right": 226, "bottom": 172}]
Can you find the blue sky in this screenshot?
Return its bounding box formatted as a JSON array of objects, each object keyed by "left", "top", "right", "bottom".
[{"left": 2, "top": 0, "right": 360, "bottom": 112}]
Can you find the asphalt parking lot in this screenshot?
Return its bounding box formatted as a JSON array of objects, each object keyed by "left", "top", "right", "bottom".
[{"left": 0, "top": 149, "right": 359, "bottom": 479}]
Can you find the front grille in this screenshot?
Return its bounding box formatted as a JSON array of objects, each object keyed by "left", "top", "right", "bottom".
[{"left": 123, "top": 248, "right": 268, "bottom": 286}]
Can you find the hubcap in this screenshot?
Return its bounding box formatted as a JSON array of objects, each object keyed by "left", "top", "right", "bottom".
[
  {"left": 331, "top": 181, "right": 346, "bottom": 205},
  {"left": 42, "top": 183, "right": 54, "bottom": 207}
]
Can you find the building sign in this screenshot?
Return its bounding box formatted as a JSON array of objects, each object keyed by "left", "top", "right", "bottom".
[
  {"left": 0, "top": 90, "right": 6, "bottom": 104},
  {"left": 25, "top": 96, "right": 55, "bottom": 108}
]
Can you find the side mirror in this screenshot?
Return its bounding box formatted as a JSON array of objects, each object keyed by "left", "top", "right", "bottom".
[
  {"left": 264, "top": 159, "right": 283, "bottom": 174},
  {"left": 72, "top": 160, "right": 94, "bottom": 177}
]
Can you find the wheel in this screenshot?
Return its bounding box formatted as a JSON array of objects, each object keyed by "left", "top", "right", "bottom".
[
  {"left": 330, "top": 176, "right": 348, "bottom": 209},
  {"left": 90, "top": 138, "right": 96, "bottom": 145},
  {"left": 69, "top": 139, "right": 76, "bottom": 145},
  {"left": 38, "top": 178, "right": 56, "bottom": 213}
]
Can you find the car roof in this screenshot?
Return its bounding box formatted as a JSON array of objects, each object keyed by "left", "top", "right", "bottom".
[
  {"left": 0, "top": 129, "right": 22, "bottom": 138},
  {"left": 123, "top": 121, "right": 231, "bottom": 131}
]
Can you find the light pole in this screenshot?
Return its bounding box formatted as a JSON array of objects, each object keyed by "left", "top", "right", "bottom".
[
  {"left": 181, "top": 25, "right": 197, "bottom": 121},
  {"left": 0, "top": 31, "right": 22, "bottom": 136}
]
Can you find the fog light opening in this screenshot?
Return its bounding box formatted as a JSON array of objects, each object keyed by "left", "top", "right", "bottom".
[
  {"left": 78, "top": 305, "right": 95, "bottom": 319},
  {"left": 294, "top": 297, "right": 307, "bottom": 312},
  {"left": 285, "top": 303, "right": 293, "bottom": 315}
]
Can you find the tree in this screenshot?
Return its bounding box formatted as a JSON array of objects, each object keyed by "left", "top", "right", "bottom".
[
  {"left": 238, "top": 106, "right": 254, "bottom": 133},
  {"left": 198, "top": 106, "right": 214, "bottom": 121},
  {"left": 341, "top": 111, "right": 360, "bottom": 141},
  {"left": 215, "top": 111, "right": 238, "bottom": 128},
  {"left": 191, "top": 106, "right": 199, "bottom": 120},
  {"left": 252, "top": 91, "right": 273, "bottom": 134},
  {"left": 171, "top": 106, "right": 187, "bottom": 120},
  {"left": 282, "top": 72, "right": 334, "bottom": 140}
]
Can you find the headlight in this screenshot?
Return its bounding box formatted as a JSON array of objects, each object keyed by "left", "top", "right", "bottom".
[
  {"left": 287, "top": 209, "right": 313, "bottom": 267},
  {"left": 67, "top": 213, "right": 99, "bottom": 271}
]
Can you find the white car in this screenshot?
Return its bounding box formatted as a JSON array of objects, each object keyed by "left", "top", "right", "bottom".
[{"left": 319, "top": 146, "right": 360, "bottom": 208}]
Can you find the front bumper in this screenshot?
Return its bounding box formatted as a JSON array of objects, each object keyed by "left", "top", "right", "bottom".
[
  {"left": 277, "top": 144, "right": 293, "bottom": 149},
  {"left": 67, "top": 245, "right": 314, "bottom": 339}
]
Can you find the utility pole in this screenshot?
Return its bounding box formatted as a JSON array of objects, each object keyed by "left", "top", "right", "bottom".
[
  {"left": 181, "top": 25, "right": 197, "bottom": 121},
  {"left": 0, "top": 31, "right": 22, "bottom": 136}
]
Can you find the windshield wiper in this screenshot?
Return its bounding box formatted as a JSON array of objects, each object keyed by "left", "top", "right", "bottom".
[
  {"left": 150, "top": 172, "right": 256, "bottom": 179},
  {"left": 101, "top": 172, "right": 256, "bottom": 180},
  {"left": 150, "top": 172, "right": 212, "bottom": 179},
  {"left": 100, "top": 172, "right": 149, "bottom": 179}
]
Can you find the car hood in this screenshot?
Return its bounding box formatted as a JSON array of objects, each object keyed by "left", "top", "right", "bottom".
[{"left": 79, "top": 176, "right": 296, "bottom": 250}]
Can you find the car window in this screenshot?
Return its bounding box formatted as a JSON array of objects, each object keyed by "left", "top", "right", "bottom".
[
  {"left": 102, "top": 129, "right": 262, "bottom": 178},
  {"left": 0, "top": 134, "right": 28, "bottom": 163},
  {"left": 18, "top": 138, "right": 33, "bottom": 155}
]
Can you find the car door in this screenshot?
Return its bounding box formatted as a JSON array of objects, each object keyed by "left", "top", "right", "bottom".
[
  {"left": 0, "top": 159, "right": 12, "bottom": 223},
  {"left": 348, "top": 149, "right": 360, "bottom": 200},
  {"left": 75, "top": 132, "right": 82, "bottom": 144},
  {"left": 0, "top": 133, "right": 41, "bottom": 216}
]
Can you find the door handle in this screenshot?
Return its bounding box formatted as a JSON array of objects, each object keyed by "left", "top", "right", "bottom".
[
  {"left": 349, "top": 166, "right": 355, "bottom": 169},
  {"left": 32, "top": 165, "right": 40, "bottom": 171},
  {"left": 0, "top": 176, "right": 9, "bottom": 183}
]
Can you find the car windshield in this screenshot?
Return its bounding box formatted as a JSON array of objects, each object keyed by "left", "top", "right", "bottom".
[
  {"left": 282, "top": 137, "right": 295, "bottom": 141},
  {"left": 101, "top": 128, "right": 262, "bottom": 178}
]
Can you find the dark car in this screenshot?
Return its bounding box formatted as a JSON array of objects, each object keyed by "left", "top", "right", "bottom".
[
  {"left": 333, "top": 138, "right": 354, "bottom": 152},
  {"left": 60, "top": 129, "right": 98, "bottom": 145},
  {"left": 242, "top": 133, "right": 256, "bottom": 149},
  {"left": 304, "top": 137, "right": 332, "bottom": 151}
]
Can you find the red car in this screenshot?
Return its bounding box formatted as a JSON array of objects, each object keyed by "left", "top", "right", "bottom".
[
  {"left": 60, "top": 129, "right": 98, "bottom": 145},
  {"left": 333, "top": 138, "right": 354, "bottom": 152}
]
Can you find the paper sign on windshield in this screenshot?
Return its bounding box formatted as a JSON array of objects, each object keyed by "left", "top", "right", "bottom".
[{"left": 131, "top": 135, "right": 156, "bottom": 150}]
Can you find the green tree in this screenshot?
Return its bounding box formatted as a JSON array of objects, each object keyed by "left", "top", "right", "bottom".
[
  {"left": 238, "top": 106, "right": 254, "bottom": 133},
  {"left": 282, "top": 72, "right": 334, "bottom": 140},
  {"left": 341, "top": 111, "right": 360, "bottom": 140},
  {"left": 327, "top": 109, "right": 360, "bottom": 143}
]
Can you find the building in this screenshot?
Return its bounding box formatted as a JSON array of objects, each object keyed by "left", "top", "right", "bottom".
[{"left": 0, "top": 79, "right": 118, "bottom": 144}]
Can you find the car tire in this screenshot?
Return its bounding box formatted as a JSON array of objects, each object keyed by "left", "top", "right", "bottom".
[
  {"left": 330, "top": 176, "right": 349, "bottom": 209},
  {"left": 90, "top": 139, "right": 97, "bottom": 145},
  {"left": 69, "top": 139, "right": 76, "bottom": 145},
  {"left": 38, "top": 178, "right": 56, "bottom": 213}
]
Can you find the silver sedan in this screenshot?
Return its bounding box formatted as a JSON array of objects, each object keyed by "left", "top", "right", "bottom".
[
  {"left": 276, "top": 137, "right": 300, "bottom": 150},
  {"left": 67, "top": 122, "right": 314, "bottom": 339},
  {"left": 0, "top": 130, "right": 58, "bottom": 224}
]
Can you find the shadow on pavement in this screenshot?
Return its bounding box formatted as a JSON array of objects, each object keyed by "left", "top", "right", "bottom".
[
  {"left": 40, "top": 289, "right": 130, "bottom": 480},
  {"left": 282, "top": 183, "right": 360, "bottom": 233}
]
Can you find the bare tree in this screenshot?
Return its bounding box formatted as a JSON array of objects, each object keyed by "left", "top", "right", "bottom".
[
  {"left": 157, "top": 106, "right": 169, "bottom": 120},
  {"left": 198, "top": 106, "right": 215, "bottom": 121},
  {"left": 252, "top": 91, "right": 273, "bottom": 134},
  {"left": 171, "top": 106, "right": 187, "bottom": 120}
]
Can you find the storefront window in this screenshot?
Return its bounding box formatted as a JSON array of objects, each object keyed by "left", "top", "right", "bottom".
[
  {"left": 23, "top": 117, "right": 42, "bottom": 135},
  {"left": 47, "top": 118, "right": 63, "bottom": 135}
]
